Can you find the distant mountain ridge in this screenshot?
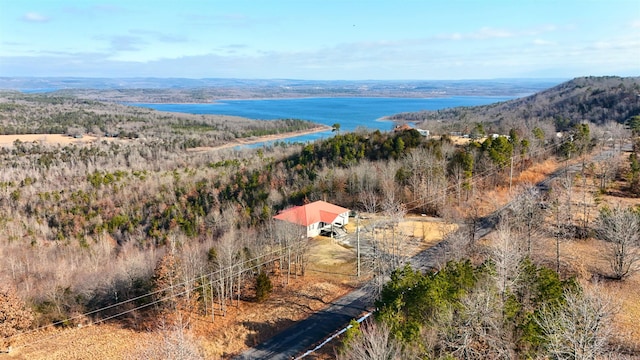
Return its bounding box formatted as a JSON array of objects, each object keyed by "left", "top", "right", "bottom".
[
  {"left": 0, "top": 77, "right": 563, "bottom": 102},
  {"left": 388, "top": 76, "right": 640, "bottom": 129}
]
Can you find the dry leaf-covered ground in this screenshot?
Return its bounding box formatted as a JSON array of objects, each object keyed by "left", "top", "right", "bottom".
[
  {"left": 5, "top": 219, "right": 451, "bottom": 359},
  {"left": 7, "top": 149, "right": 638, "bottom": 359}
]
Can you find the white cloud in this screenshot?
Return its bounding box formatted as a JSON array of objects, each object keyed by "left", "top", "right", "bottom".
[
  {"left": 525, "top": 24, "right": 559, "bottom": 36},
  {"left": 433, "top": 24, "right": 563, "bottom": 42},
  {"left": 434, "top": 27, "right": 515, "bottom": 41},
  {"left": 132, "top": 30, "right": 188, "bottom": 44},
  {"left": 184, "top": 13, "right": 259, "bottom": 28},
  {"left": 21, "top": 12, "right": 50, "bottom": 23},
  {"left": 631, "top": 20, "right": 640, "bottom": 28},
  {"left": 63, "top": 4, "right": 124, "bottom": 16},
  {"left": 1, "top": 21, "right": 637, "bottom": 80},
  {"left": 533, "top": 39, "right": 555, "bottom": 46},
  {"left": 93, "top": 35, "right": 146, "bottom": 52},
  {"left": 473, "top": 27, "right": 513, "bottom": 39}
]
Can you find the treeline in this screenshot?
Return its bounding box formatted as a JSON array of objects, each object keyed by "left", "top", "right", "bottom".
[
  {"left": 2, "top": 83, "right": 640, "bottom": 356},
  {"left": 337, "top": 115, "right": 640, "bottom": 359},
  {"left": 0, "top": 120, "right": 594, "bottom": 330},
  {"left": 389, "top": 76, "right": 640, "bottom": 132},
  {"left": 0, "top": 92, "right": 319, "bottom": 147},
  {"left": 38, "top": 78, "right": 557, "bottom": 103},
  {"left": 340, "top": 185, "right": 640, "bottom": 359},
  {"left": 341, "top": 259, "right": 615, "bottom": 359},
  {"left": 2, "top": 120, "right": 636, "bottom": 302}
]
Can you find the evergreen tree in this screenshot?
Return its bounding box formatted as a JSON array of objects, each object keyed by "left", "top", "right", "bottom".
[{"left": 255, "top": 271, "right": 273, "bottom": 303}]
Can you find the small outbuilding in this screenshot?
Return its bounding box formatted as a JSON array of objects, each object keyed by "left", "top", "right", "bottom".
[{"left": 273, "top": 200, "right": 350, "bottom": 237}]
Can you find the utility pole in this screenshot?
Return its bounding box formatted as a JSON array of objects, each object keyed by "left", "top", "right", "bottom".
[
  {"left": 509, "top": 155, "right": 514, "bottom": 193},
  {"left": 356, "top": 214, "right": 361, "bottom": 278}
]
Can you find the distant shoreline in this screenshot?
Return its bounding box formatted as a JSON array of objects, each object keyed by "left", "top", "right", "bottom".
[
  {"left": 128, "top": 95, "right": 447, "bottom": 106},
  {"left": 187, "top": 125, "right": 333, "bottom": 152},
  {"left": 0, "top": 125, "right": 332, "bottom": 150},
  {"left": 123, "top": 94, "right": 526, "bottom": 108}
]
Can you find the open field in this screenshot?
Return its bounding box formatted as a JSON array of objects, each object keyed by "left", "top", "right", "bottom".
[
  {"left": 0, "top": 125, "right": 331, "bottom": 150},
  {"left": 0, "top": 134, "right": 102, "bottom": 146},
  {"left": 534, "top": 236, "right": 640, "bottom": 352},
  {"left": 399, "top": 216, "right": 457, "bottom": 243}
]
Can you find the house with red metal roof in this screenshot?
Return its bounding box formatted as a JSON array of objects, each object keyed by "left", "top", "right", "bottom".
[{"left": 273, "top": 200, "right": 350, "bottom": 237}]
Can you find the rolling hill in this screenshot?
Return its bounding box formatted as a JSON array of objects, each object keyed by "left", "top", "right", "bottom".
[{"left": 388, "top": 76, "right": 640, "bottom": 130}]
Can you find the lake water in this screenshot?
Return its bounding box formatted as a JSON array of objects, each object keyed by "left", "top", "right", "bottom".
[{"left": 134, "top": 96, "right": 513, "bottom": 144}]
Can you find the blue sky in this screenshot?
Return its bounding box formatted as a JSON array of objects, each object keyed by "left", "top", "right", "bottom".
[{"left": 0, "top": 0, "right": 638, "bottom": 79}]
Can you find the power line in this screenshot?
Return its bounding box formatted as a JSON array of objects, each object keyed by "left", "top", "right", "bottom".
[
  {"left": 7, "top": 246, "right": 285, "bottom": 346},
  {"left": 6, "top": 135, "right": 574, "bottom": 350},
  {"left": 11, "top": 251, "right": 282, "bottom": 351}
]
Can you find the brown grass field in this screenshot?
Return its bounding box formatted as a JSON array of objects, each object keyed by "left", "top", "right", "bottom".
[
  {"left": 0, "top": 125, "right": 331, "bottom": 150},
  {"left": 0, "top": 134, "right": 103, "bottom": 146}
]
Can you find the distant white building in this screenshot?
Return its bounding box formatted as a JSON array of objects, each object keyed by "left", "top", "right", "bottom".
[{"left": 491, "top": 133, "right": 511, "bottom": 140}]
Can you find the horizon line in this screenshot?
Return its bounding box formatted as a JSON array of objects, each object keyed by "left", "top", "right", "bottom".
[{"left": 0, "top": 75, "right": 579, "bottom": 82}]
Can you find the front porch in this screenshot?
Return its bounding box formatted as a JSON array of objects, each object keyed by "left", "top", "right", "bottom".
[{"left": 319, "top": 223, "right": 347, "bottom": 238}]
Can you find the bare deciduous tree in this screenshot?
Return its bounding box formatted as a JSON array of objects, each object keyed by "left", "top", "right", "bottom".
[
  {"left": 359, "top": 187, "right": 380, "bottom": 215},
  {"left": 273, "top": 218, "right": 307, "bottom": 286},
  {"left": 338, "top": 319, "right": 404, "bottom": 360},
  {"left": 439, "top": 228, "right": 472, "bottom": 266},
  {"left": 492, "top": 217, "right": 525, "bottom": 303},
  {"left": 595, "top": 205, "right": 640, "bottom": 280},
  {"left": 208, "top": 229, "right": 245, "bottom": 316},
  {"left": 604, "top": 120, "right": 629, "bottom": 152},
  {"left": 536, "top": 287, "right": 617, "bottom": 360},
  {"left": 510, "top": 184, "right": 543, "bottom": 256},
  {"left": 591, "top": 155, "right": 620, "bottom": 195},
  {"left": 345, "top": 161, "right": 381, "bottom": 213},
  {"left": 402, "top": 148, "right": 447, "bottom": 214},
  {"left": 432, "top": 272, "right": 517, "bottom": 360},
  {"left": 128, "top": 320, "right": 204, "bottom": 360},
  {"left": 549, "top": 176, "right": 575, "bottom": 273}
]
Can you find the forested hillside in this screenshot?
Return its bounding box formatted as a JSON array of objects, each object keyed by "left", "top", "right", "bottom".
[
  {"left": 388, "top": 76, "right": 640, "bottom": 132},
  {"left": 1, "top": 80, "right": 640, "bottom": 358},
  {"left": 0, "top": 92, "right": 319, "bottom": 148},
  {"left": 0, "top": 78, "right": 560, "bottom": 103}
]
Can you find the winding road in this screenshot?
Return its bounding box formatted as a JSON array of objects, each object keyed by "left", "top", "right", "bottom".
[{"left": 235, "top": 146, "right": 623, "bottom": 360}]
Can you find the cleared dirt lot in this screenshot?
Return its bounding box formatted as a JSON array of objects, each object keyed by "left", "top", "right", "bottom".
[{"left": 0, "top": 134, "right": 101, "bottom": 147}]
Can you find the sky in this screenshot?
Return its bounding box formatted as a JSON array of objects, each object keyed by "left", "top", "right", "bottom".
[{"left": 0, "top": 0, "right": 639, "bottom": 80}]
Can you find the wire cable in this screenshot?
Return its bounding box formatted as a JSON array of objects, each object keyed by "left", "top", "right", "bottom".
[
  {"left": 6, "top": 246, "right": 284, "bottom": 345},
  {"left": 10, "top": 251, "right": 282, "bottom": 351},
  {"left": 6, "top": 134, "right": 576, "bottom": 350}
]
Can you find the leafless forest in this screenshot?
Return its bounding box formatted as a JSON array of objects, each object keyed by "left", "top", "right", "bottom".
[{"left": 1, "top": 77, "right": 640, "bottom": 359}]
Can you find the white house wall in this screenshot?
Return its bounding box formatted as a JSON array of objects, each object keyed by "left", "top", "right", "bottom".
[
  {"left": 334, "top": 211, "right": 349, "bottom": 226},
  {"left": 307, "top": 222, "right": 322, "bottom": 237}
]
